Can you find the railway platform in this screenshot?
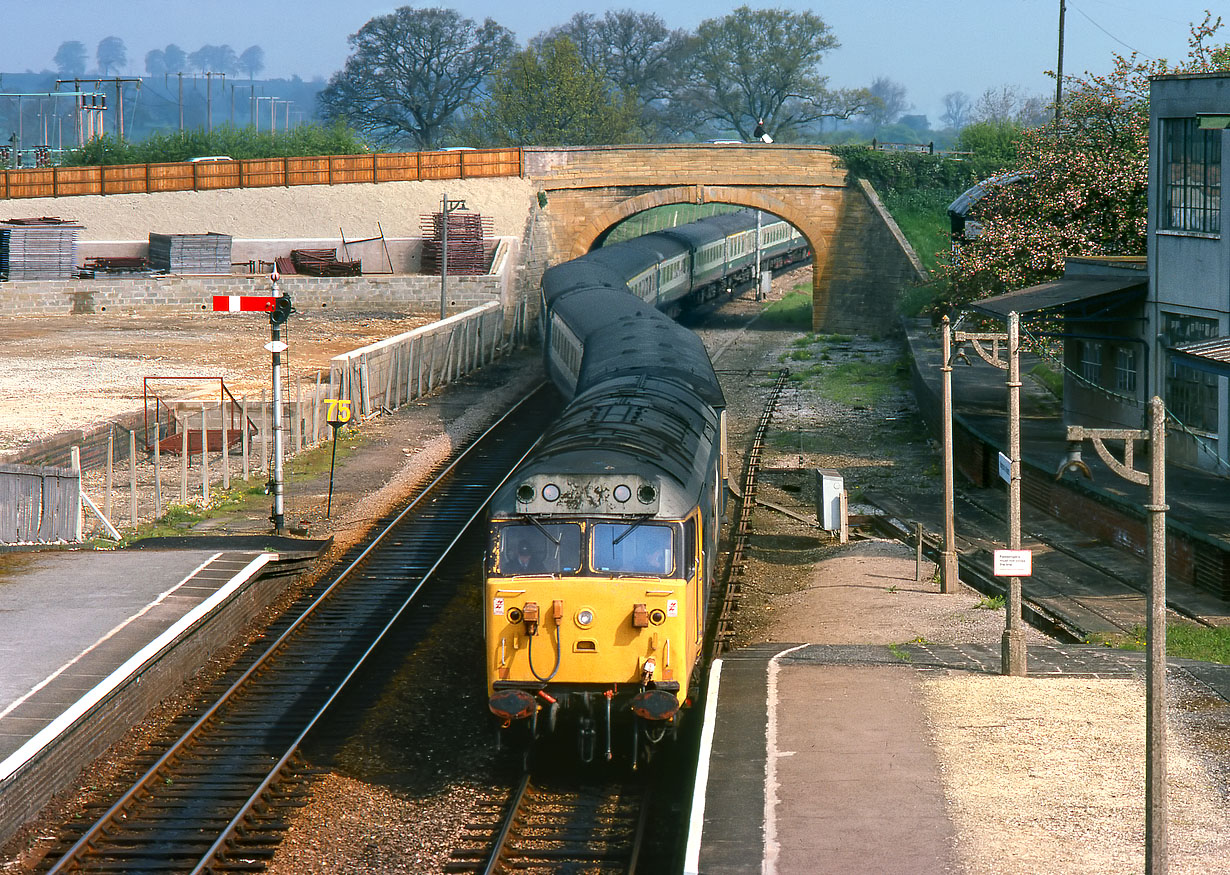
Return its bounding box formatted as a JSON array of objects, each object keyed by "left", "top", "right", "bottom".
[
  {"left": 686, "top": 543, "right": 1230, "bottom": 875},
  {"left": 0, "top": 536, "right": 326, "bottom": 847}
]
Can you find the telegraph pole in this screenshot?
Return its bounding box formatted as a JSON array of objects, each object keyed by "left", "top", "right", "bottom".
[{"left": 1055, "top": 0, "right": 1066, "bottom": 125}]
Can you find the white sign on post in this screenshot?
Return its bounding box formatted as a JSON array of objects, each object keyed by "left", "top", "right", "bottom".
[
  {"left": 997, "top": 451, "right": 1011, "bottom": 483},
  {"left": 993, "top": 549, "right": 1032, "bottom": 576}
]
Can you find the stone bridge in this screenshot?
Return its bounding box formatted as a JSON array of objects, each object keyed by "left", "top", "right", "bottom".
[{"left": 522, "top": 145, "right": 924, "bottom": 333}]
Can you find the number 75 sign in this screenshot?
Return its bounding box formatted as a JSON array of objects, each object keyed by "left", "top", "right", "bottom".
[{"left": 325, "top": 399, "right": 353, "bottom": 427}]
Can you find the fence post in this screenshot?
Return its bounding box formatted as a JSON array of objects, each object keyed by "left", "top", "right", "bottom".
[
  {"left": 242, "top": 396, "right": 250, "bottom": 480},
  {"left": 128, "top": 430, "right": 137, "bottom": 528},
  {"left": 313, "top": 371, "right": 322, "bottom": 443},
  {"left": 260, "top": 388, "right": 268, "bottom": 474},
  {"left": 383, "top": 349, "right": 394, "bottom": 411},
  {"left": 180, "top": 413, "right": 188, "bottom": 505},
  {"left": 221, "top": 401, "right": 230, "bottom": 491},
  {"left": 201, "top": 403, "right": 210, "bottom": 505},
  {"left": 104, "top": 427, "right": 114, "bottom": 525},
  {"left": 153, "top": 422, "right": 162, "bottom": 519},
  {"left": 71, "top": 445, "right": 84, "bottom": 541},
  {"left": 293, "top": 381, "right": 303, "bottom": 453}
]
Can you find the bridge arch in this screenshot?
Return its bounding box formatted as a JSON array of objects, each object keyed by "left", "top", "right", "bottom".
[{"left": 523, "top": 145, "right": 925, "bottom": 333}]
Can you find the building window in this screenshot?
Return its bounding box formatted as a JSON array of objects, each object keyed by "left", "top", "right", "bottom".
[
  {"left": 1161, "top": 118, "right": 1221, "bottom": 234},
  {"left": 1163, "top": 312, "right": 1220, "bottom": 433},
  {"left": 1115, "top": 346, "right": 1138, "bottom": 393},
  {"left": 1078, "top": 340, "right": 1103, "bottom": 384}
]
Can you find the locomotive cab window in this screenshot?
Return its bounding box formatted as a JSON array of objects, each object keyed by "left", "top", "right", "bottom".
[
  {"left": 592, "top": 522, "right": 677, "bottom": 576},
  {"left": 496, "top": 522, "right": 582, "bottom": 575}
]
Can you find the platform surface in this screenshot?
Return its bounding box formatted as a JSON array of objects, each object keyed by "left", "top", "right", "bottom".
[{"left": 0, "top": 547, "right": 277, "bottom": 775}]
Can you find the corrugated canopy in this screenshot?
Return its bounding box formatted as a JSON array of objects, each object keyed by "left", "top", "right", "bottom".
[
  {"left": 1171, "top": 337, "right": 1230, "bottom": 378},
  {"left": 970, "top": 276, "right": 1146, "bottom": 319}
]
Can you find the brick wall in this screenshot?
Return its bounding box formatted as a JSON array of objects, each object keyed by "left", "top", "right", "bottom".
[{"left": 0, "top": 271, "right": 507, "bottom": 318}]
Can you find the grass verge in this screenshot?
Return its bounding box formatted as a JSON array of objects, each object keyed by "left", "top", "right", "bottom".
[{"left": 1088, "top": 622, "right": 1230, "bottom": 665}]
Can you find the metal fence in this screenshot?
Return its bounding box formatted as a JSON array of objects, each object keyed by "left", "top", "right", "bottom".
[
  {"left": 329, "top": 301, "right": 525, "bottom": 416},
  {"left": 0, "top": 462, "right": 80, "bottom": 543}
]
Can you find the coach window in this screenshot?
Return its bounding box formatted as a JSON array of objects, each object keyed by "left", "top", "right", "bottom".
[
  {"left": 592, "top": 522, "right": 676, "bottom": 576},
  {"left": 497, "top": 523, "right": 582, "bottom": 575}
]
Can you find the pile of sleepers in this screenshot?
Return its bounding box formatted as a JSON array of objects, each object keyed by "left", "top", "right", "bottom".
[
  {"left": 0, "top": 217, "right": 82, "bottom": 280},
  {"left": 149, "top": 232, "right": 232, "bottom": 274}
]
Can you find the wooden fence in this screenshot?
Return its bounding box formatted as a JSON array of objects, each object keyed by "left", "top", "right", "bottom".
[
  {"left": 0, "top": 462, "right": 81, "bottom": 543},
  {"left": 0, "top": 148, "right": 523, "bottom": 199}
]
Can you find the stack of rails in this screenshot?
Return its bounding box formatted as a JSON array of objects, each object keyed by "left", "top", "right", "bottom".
[
  {"left": 289, "top": 248, "right": 362, "bottom": 276},
  {"left": 420, "top": 210, "right": 493, "bottom": 275},
  {"left": 148, "top": 232, "right": 232, "bottom": 274},
  {"left": 0, "top": 217, "right": 82, "bottom": 280}
]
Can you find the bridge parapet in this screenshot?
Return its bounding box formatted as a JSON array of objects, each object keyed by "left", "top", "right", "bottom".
[{"left": 523, "top": 144, "right": 847, "bottom": 189}]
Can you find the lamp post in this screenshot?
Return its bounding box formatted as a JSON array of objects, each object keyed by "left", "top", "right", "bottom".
[
  {"left": 953, "top": 311, "right": 1027, "bottom": 676},
  {"left": 1060, "top": 396, "right": 1168, "bottom": 873},
  {"left": 439, "top": 193, "right": 467, "bottom": 321},
  {"left": 939, "top": 316, "right": 959, "bottom": 593}
]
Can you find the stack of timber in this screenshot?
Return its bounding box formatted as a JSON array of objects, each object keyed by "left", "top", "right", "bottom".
[
  {"left": 148, "top": 232, "right": 232, "bottom": 274},
  {"left": 420, "top": 210, "right": 493, "bottom": 275},
  {"left": 0, "top": 217, "right": 82, "bottom": 281}
]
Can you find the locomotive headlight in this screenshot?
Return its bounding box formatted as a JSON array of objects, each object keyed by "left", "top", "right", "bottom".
[
  {"left": 613, "top": 484, "right": 631, "bottom": 503},
  {"left": 643, "top": 657, "right": 656, "bottom": 678},
  {"left": 516, "top": 483, "right": 535, "bottom": 503},
  {"left": 637, "top": 484, "right": 656, "bottom": 504},
  {"left": 542, "top": 483, "right": 560, "bottom": 502},
  {"left": 575, "top": 608, "right": 594, "bottom": 628}
]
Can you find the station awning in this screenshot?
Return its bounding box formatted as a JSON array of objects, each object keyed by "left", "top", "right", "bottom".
[
  {"left": 1171, "top": 336, "right": 1230, "bottom": 378},
  {"left": 970, "top": 276, "right": 1146, "bottom": 319}
]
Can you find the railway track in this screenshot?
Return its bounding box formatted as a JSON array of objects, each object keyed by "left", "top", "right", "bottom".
[
  {"left": 717, "top": 368, "right": 790, "bottom": 655},
  {"left": 447, "top": 771, "right": 653, "bottom": 874},
  {"left": 868, "top": 483, "right": 1223, "bottom": 642},
  {"left": 41, "top": 384, "right": 560, "bottom": 874}
]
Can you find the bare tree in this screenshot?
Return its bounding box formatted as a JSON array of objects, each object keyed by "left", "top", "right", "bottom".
[
  {"left": 940, "top": 91, "right": 973, "bottom": 130},
  {"left": 318, "top": 7, "right": 515, "bottom": 150},
  {"left": 867, "top": 76, "right": 910, "bottom": 126}
]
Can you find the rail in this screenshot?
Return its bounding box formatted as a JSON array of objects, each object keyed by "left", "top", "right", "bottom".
[
  {"left": 45, "top": 383, "right": 558, "bottom": 873},
  {"left": 716, "top": 369, "right": 789, "bottom": 654},
  {"left": 449, "top": 772, "right": 652, "bottom": 874}
]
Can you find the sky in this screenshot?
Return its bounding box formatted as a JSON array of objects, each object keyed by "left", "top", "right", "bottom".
[{"left": 0, "top": 0, "right": 1221, "bottom": 124}]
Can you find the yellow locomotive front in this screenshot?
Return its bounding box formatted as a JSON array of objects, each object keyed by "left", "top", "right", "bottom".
[{"left": 484, "top": 472, "right": 707, "bottom": 764}]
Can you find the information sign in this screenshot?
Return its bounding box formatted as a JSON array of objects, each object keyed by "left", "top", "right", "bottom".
[{"left": 993, "top": 549, "right": 1032, "bottom": 577}]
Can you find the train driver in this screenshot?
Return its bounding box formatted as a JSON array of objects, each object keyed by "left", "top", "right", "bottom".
[{"left": 512, "top": 542, "right": 537, "bottom": 573}]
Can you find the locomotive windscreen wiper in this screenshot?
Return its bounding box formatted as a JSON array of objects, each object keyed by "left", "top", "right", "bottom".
[
  {"left": 612, "top": 515, "right": 653, "bottom": 545},
  {"left": 524, "top": 514, "right": 561, "bottom": 545}
]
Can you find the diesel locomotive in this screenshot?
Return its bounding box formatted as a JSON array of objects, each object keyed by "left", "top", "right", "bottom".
[{"left": 484, "top": 209, "right": 809, "bottom": 764}]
